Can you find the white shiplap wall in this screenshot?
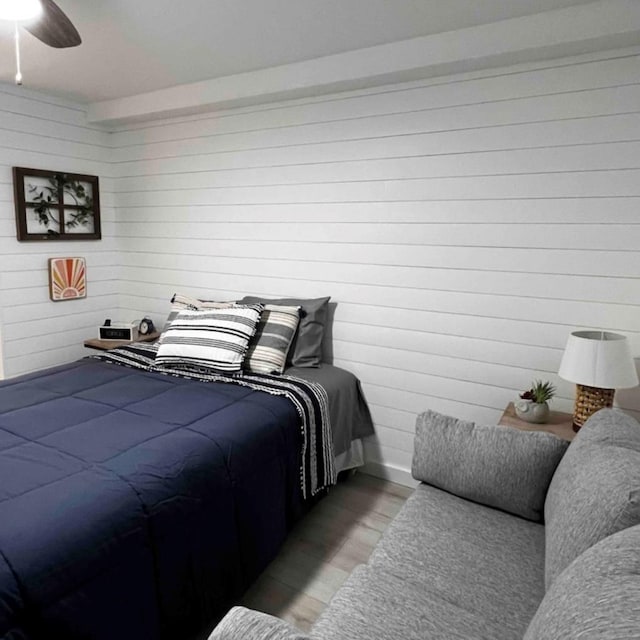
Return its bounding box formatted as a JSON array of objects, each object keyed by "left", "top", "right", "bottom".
[
  {"left": 108, "top": 50, "right": 640, "bottom": 481},
  {"left": 0, "top": 85, "right": 117, "bottom": 378},
  {"left": 111, "top": 48, "right": 640, "bottom": 484},
  {"left": 4, "top": 48, "right": 636, "bottom": 483}
]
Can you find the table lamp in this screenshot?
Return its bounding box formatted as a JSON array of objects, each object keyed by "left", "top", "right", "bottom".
[{"left": 558, "top": 330, "right": 638, "bottom": 432}]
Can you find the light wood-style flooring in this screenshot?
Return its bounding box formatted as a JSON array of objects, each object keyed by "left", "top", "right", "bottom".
[{"left": 238, "top": 472, "right": 413, "bottom": 631}]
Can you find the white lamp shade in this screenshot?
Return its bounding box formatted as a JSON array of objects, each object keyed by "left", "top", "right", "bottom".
[
  {"left": 558, "top": 330, "right": 639, "bottom": 389},
  {"left": 0, "top": 0, "right": 41, "bottom": 21}
]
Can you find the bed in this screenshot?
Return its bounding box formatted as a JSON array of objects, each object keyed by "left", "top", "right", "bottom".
[
  {"left": 287, "top": 363, "right": 373, "bottom": 473},
  {"left": 0, "top": 339, "right": 373, "bottom": 640}
]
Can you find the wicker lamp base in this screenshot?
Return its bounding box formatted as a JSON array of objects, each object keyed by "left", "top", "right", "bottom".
[{"left": 572, "top": 384, "right": 615, "bottom": 432}]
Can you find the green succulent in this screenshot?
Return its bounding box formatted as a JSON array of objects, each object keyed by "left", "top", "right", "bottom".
[{"left": 520, "top": 379, "right": 556, "bottom": 404}]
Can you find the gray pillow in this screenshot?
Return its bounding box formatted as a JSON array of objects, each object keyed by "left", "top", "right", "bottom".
[
  {"left": 524, "top": 524, "right": 640, "bottom": 640},
  {"left": 544, "top": 408, "right": 640, "bottom": 590},
  {"left": 241, "top": 296, "right": 330, "bottom": 368},
  {"left": 412, "top": 410, "right": 569, "bottom": 522}
]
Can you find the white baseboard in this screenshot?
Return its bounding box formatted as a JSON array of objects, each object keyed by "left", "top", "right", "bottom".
[{"left": 361, "top": 460, "right": 419, "bottom": 488}]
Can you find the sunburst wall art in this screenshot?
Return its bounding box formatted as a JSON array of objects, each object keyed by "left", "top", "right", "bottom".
[{"left": 48, "top": 257, "right": 86, "bottom": 301}]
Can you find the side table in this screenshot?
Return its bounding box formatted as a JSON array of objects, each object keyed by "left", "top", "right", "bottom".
[
  {"left": 84, "top": 331, "right": 161, "bottom": 352},
  {"left": 499, "top": 402, "right": 575, "bottom": 442}
]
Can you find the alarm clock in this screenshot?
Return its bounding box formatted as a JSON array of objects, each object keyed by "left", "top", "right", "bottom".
[
  {"left": 99, "top": 320, "right": 139, "bottom": 341},
  {"left": 138, "top": 317, "right": 155, "bottom": 336}
]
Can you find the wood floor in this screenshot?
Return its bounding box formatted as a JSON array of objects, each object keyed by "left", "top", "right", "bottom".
[{"left": 238, "top": 472, "right": 413, "bottom": 632}]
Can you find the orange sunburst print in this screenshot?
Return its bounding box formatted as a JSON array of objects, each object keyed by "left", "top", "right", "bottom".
[{"left": 49, "top": 257, "right": 86, "bottom": 301}]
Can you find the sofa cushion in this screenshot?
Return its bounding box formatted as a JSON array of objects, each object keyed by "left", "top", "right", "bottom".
[
  {"left": 544, "top": 409, "right": 640, "bottom": 589},
  {"left": 412, "top": 410, "right": 568, "bottom": 521},
  {"left": 524, "top": 523, "right": 640, "bottom": 639},
  {"left": 312, "top": 563, "right": 516, "bottom": 640},
  {"left": 367, "top": 483, "right": 546, "bottom": 637}
]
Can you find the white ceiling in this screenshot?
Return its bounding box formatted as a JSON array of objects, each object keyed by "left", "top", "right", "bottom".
[{"left": 0, "top": 0, "right": 600, "bottom": 104}]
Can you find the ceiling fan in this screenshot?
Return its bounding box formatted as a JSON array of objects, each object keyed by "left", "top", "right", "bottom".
[{"left": 0, "top": 0, "right": 81, "bottom": 84}]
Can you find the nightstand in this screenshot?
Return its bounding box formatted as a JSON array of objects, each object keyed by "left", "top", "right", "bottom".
[
  {"left": 84, "top": 331, "right": 161, "bottom": 352},
  {"left": 499, "top": 402, "right": 575, "bottom": 442}
]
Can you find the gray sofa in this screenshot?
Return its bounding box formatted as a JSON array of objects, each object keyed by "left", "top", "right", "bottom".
[{"left": 210, "top": 408, "right": 640, "bottom": 640}]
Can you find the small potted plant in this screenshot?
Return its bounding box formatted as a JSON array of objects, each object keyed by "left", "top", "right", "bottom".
[{"left": 515, "top": 380, "right": 556, "bottom": 424}]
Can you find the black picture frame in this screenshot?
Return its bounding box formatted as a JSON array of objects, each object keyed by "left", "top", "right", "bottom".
[{"left": 13, "top": 166, "right": 101, "bottom": 242}]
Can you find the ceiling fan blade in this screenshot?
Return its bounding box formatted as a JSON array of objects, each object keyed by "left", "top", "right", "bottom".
[{"left": 24, "top": 0, "right": 81, "bottom": 48}]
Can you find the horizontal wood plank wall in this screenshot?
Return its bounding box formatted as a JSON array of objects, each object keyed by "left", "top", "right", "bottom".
[
  {"left": 0, "top": 85, "right": 116, "bottom": 378},
  {"left": 112, "top": 49, "right": 640, "bottom": 485}
]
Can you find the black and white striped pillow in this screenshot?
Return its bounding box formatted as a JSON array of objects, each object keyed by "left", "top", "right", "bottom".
[
  {"left": 154, "top": 305, "right": 263, "bottom": 374},
  {"left": 244, "top": 304, "right": 301, "bottom": 374},
  {"left": 162, "top": 293, "right": 235, "bottom": 333}
]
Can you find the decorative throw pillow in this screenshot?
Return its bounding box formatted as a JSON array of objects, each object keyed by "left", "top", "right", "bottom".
[
  {"left": 154, "top": 305, "right": 263, "bottom": 374},
  {"left": 412, "top": 410, "right": 569, "bottom": 522},
  {"left": 244, "top": 305, "right": 301, "bottom": 375},
  {"left": 240, "top": 296, "right": 330, "bottom": 368},
  {"left": 162, "top": 293, "right": 235, "bottom": 333}
]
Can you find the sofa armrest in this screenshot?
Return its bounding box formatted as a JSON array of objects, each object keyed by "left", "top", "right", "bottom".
[
  {"left": 412, "top": 410, "right": 569, "bottom": 521},
  {"left": 208, "top": 607, "right": 312, "bottom": 640}
]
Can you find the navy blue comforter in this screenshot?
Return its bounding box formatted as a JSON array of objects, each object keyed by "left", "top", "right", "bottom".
[{"left": 0, "top": 358, "right": 308, "bottom": 640}]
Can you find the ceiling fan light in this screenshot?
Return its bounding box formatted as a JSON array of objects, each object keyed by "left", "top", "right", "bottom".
[{"left": 0, "top": 0, "right": 42, "bottom": 22}]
